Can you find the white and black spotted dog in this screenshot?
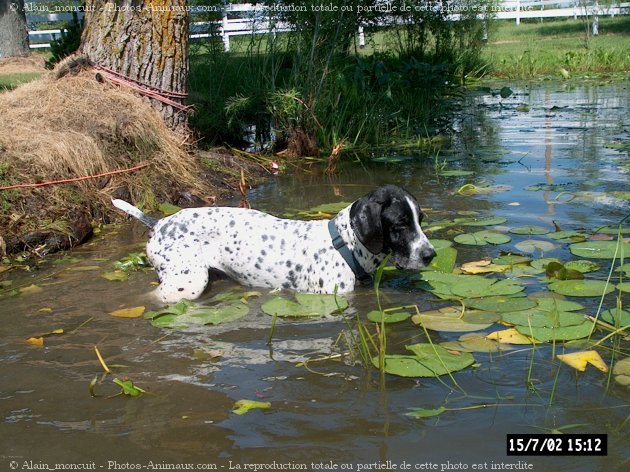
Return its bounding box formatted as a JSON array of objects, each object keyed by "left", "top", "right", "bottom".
[{"left": 112, "top": 185, "right": 436, "bottom": 303}]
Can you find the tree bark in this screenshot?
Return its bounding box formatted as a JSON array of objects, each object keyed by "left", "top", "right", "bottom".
[
  {"left": 80, "top": 0, "right": 189, "bottom": 130},
  {"left": 0, "top": 0, "right": 31, "bottom": 58}
]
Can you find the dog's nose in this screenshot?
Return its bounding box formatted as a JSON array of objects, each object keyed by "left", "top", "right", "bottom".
[{"left": 422, "top": 247, "right": 437, "bottom": 265}]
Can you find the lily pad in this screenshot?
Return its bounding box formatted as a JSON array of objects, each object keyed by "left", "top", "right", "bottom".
[
  {"left": 616, "top": 282, "right": 630, "bottom": 293},
  {"left": 467, "top": 296, "right": 536, "bottom": 313},
  {"left": 486, "top": 328, "right": 537, "bottom": 345},
  {"left": 145, "top": 297, "right": 250, "bottom": 329},
  {"left": 411, "top": 306, "right": 499, "bottom": 332},
  {"left": 564, "top": 260, "right": 600, "bottom": 273},
  {"left": 454, "top": 278, "right": 524, "bottom": 298},
  {"left": 514, "top": 239, "right": 557, "bottom": 254},
  {"left": 441, "top": 333, "right": 508, "bottom": 353},
  {"left": 613, "top": 357, "right": 630, "bottom": 388},
  {"left": 509, "top": 226, "right": 550, "bottom": 235},
  {"left": 530, "top": 257, "right": 561, "bottom": 271},
  {"left": 430, "top": 239, "right": 454, "bottom": 249},
  {"left": 419, "top": 272, "right": 524, "bottom": 299},
  {"left": 594, "top": 225, "right": 630, "bottom": 235},
  {"left": 460, "top": 260, "right": 509, "bottom": 274},
  {"left": 502, "top": 310, "right": 587, "bottom": 328},
  {"left": 429, "top": 246, "right": 458, "bottom": 273},
  {"left": 367, "top": 310, "right": 411, "bottom": 324},
  {"left": 515, "top": 320, "right": 595, "bottom": 342},
  {"left": 545, "top": 261, "right": 584, "bottom": 281},
  {"left": 600, "top": 308, "right": 630, "bottom": 326},
  {"left": 459, "top": 217, "right": 508, "bottom": 227},
  {"left": 570, "top": 240, "right": 630, "bottom": 259},
  {"left": 454, "top": 231, "right": 511, "bottom": 246},
  {"left": 534, "top": 297, "right": 583, "bottom": 312},
  {"left": 492, "top": 254, "right": 532, "bottom": 265},
  {"left": 374, "top": 344, "right": 475, "bottom": 377},
  {"left": 547, "top": 231, "right": 587, "bottom": 243},
  {"left": 261, "top": 293, "right": 348, "bottom": 317},
  {"left": 548, "top": 280, "right": 615, "bottom": 297}
]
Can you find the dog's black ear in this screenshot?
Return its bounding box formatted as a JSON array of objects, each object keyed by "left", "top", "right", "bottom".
[{"left": 350, "top": 193, "right": 384, "bottom": 254}]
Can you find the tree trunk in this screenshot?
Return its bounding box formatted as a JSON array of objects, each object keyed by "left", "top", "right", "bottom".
[
  {"left": 80, "top": 0, "right": 189, "bottom": 130},
  {"left": 0, "top": 0, "right": 31, "bottom": 58}
]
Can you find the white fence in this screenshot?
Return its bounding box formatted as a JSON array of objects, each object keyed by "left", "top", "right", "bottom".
[{"left": 27, "top": 1, "right": 630, "bottom": 50}]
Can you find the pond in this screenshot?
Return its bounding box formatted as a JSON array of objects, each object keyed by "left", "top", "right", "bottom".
[{"left": 1, "top": 80, "right": 629, "bottom": 471}]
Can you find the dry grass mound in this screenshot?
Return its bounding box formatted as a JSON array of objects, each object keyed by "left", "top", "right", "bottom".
[
  {"left": 0, "top": 56, "right": 46, "bottom": 75},
  {"left": 0, "top": 71, "right": 214, "bottom": 255}
]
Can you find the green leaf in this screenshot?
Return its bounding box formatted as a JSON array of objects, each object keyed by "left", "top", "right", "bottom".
[
  {"left": 232, "top": 399, "right": 271, "bottom": 415},
  {"left": 114, "top": 252, "right": 151, "bottom": 271},
  {"left": 144, "top": 294, "right": 250, "bottom": 329},
  {"left": 159, "top": 203, "right": 181, "bottom": 216},
  {"left": 454, "top": 231, "right": 511, "bottom": 246},
  {"left": 515, "top": 320, "right": 595, "bottom": 342},
  {"left": 535, "top": 297, "right": 583, "bottom": 312},
  {"left": 411, "top": 306, "right": 499, "bottom": 332},
  {"left": 509, "top": 225, "right": 550, "bottom": 235},
  {"left": 467, "top": 296, "right": 536, "bottom": 313},
  {"left": 367, "top": 310, "right": 411, "bottom": 324},
  {"left": 547, "top": 231, "right": 587, "bottom": 243},
  {"left": 548, "top": 280, "right": 615, "bottom": 297},
  {"left": 261, "top": 293, "right": 348, "bottom": 317},
  {"left": 406, "top": 407, "right": 447, "bottom": 418},
  {"left": 616, "top": 282, "right": 630, "bottom": 293},
  {"left": 430, "top": 239, "right": 454, "bottom": 249},
  {"left": 452, "top": 278, "right": 523, "bottom": 299},
  {"left": 459, "top": 217, "right": 508, "bottom": 227},
  {"left": 600, "top": 308, "right": 630, "bottom": 326},
  {"left": 429, "top": 246, "right": 458, "bottom": 273},
  {"left": 441, "top": 333, "right": 509, "bottom": 353},
  {"left": 514, "top": 239, "right": 557, "bottom": 254},
  {"left": 419, "top": 272, "right": 524, "bottom": 299},
  {"left": 502, "top": 310, "right": 587, "bottom": 328},
  {"left": 594, "top": 226, "right": 630, "bottom": 235},
  {"left": 113, "top": 378, "right": 146, "bottom": 397},
  {"left": 613, "top": 357, "right": 630, "bottom": 389},
  {"left": 570, "top": 240, "right": 630, "bottom": 259},
  {"left": 492, "top": 254, "right": 532, "bottom": 265},
  {"left": 374, "top": 344, "right": 475, "bottom": 377},
  {"left": 545, "top": 261, "right": 584, "bottom": 281},
  {"left": 564, "top": 260, "right": 600, "bottom": 273}
]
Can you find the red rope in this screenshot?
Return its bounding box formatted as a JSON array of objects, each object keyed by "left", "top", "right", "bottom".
[
  {"left": 94, "top": 65, "right": 192, "bottom": 112},
  {"left": 0, "top": 164, "right": 149, "bottom": 191}
]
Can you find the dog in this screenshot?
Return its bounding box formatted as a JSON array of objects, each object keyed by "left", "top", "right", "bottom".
[{"left": 112, "top": 185, "right": 436, "bottom": 303}]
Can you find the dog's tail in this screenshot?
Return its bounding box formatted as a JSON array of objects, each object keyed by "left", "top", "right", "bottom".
[{"left": 112, "top": 199, "right": 159, "bottom": 229}]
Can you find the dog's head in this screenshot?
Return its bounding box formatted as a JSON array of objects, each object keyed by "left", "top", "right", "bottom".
[{"left": 349, "top": 185, "right": 436, "bottom": 270}]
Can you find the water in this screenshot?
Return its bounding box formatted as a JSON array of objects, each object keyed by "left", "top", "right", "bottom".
[{"left": 1, "top": 81, "right": 629, "bottom": 471}]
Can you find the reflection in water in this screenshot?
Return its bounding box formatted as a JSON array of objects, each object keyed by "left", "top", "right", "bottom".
[{"left": 1, "top": 82, "right": 629, "bottom": 470}]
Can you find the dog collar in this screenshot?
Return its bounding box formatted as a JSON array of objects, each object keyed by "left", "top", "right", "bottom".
[{"left": 328, "top": 218, "right": 373, "bottom": 285}]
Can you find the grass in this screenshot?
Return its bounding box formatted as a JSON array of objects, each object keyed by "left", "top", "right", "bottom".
[
  {"left": 0, "top": 72, "right": 43, "bottom": 92},
  {"left": 481, "top": 16, "right": 630, "bottom": 79}
]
